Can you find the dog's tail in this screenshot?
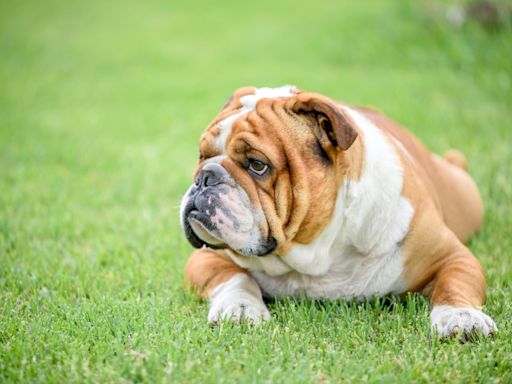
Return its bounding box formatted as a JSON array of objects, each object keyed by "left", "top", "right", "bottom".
[{"left": 444, "top": 149, "right": 468, "bottom": 171}]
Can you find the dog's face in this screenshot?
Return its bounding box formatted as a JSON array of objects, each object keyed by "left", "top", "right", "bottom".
[{"left": 180, "top": 86, "right": 359, "bottom": 257}]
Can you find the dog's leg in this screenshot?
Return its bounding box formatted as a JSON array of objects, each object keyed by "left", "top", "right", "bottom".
[
  {"left": 428, "top": 243, "right": 497, "bottom": 339},
  {"left": 185, "top": 248, "right": 270, "bottom": 324}
]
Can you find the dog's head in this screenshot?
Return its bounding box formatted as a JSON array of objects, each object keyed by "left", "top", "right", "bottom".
[{"left": 180, "top": 86, "right": 360, "bottom": 257}]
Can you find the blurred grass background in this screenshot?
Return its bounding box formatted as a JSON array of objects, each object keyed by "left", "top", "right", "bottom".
[{"left": 1, "top": 0, "right": 511, "bottom": 382}]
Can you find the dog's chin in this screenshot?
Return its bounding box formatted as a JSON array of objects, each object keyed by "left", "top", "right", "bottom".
[
  {"left": 188, "top": 218, "right": 226, "bottom": 249},
  {"left": 183, "top": 210, "right": 277, "bottom": 257}
]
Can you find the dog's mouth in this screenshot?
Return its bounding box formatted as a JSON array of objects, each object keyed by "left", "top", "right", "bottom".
[
  {"left": 184, "top": 209, "right": 226, "bottom": 249},
  {"left": 181, "top": 187, "right": 277, "bottom": 257},
  {"left": 183, "top": 207, "right": 277, "bottom": 257},
  {"left": 188, "top": 211, "right": 225, "bottom": 246}
]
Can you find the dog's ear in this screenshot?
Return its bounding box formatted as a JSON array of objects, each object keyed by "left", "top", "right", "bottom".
[{"left": 289, "top": 93, "right": 358, "bottom": 150}]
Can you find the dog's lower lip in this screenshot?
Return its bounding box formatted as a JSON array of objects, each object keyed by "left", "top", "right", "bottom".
[
  {"left": 189, "top": 218, "right": 223, "bottom": 245},
  {"left": 186, "top": 210, "right": 226, "bottom": 249}
]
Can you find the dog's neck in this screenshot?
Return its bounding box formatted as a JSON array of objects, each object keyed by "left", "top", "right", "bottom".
[{"left": 227, "top": 107, "right": 414, "bottom": 278}]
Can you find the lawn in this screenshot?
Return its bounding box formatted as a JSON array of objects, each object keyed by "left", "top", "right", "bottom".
[{"left": 1, "top": 0, "right": 511, "bottom": 382}]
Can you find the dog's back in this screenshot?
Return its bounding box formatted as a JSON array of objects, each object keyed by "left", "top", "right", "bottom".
[{"left": 355, "top": 107, "right": 483, "bottom": 242}]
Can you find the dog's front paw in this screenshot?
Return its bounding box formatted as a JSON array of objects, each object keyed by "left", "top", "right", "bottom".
[
  {"left": 208, "top": 298, "right": 270, "bottom": 324},
  {"left": 430, "top": 305, "right": 497, "bottom": 340},
  {"left": 208, "top": 273, "right": 270, "bottom": 324}
]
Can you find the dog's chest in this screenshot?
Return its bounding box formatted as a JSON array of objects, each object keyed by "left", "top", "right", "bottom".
[
  {"left": 250, "top": 245, "right": 407, "bottom": 300},
  {"left": 227, "top": 106, "right": 415, "bottom": 300}
]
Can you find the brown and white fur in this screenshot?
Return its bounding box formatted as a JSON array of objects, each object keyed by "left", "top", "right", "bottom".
[{"left": 180, "top": 86, "right": 496, "bottom": 339}]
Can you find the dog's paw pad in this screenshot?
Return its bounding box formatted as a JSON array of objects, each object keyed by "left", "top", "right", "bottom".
[{"left": 430, "top": 305, "right": 497, "bottom": 340}]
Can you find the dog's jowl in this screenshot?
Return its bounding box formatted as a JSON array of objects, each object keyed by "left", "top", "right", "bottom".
[{"left": 180, "top": 86, "right": 496, "bottom": 339}]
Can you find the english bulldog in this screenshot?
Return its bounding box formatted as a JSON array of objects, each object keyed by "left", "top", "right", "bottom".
[{"left": 180, "top": 85, "right": 497, "bottom": 339}]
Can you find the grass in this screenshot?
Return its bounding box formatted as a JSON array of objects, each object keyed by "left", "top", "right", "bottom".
[{"left": 1, "top": 0, "right": 511, "bottom": 382}]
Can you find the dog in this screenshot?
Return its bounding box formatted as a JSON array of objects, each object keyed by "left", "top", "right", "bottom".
[{"left": 180, "top": 85, "right": 496, "bottom": 338}]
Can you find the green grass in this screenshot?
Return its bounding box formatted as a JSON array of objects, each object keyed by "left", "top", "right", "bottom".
[{"left": 1, "top": 0, "right": 511, "bottom": 382}]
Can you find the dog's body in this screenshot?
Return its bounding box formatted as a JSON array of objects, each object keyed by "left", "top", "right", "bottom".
[{"left": 180, "top": 86, "right": 496, "bottom": 338}]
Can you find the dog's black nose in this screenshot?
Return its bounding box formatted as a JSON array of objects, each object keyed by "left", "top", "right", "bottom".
[{"left": 195, "top": 163, "right": 225, "bottom": 187}]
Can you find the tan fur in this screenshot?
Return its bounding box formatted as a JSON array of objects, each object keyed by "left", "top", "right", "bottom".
[
  {"left": 185, "top": 248, "right": 247, "bottom": 298},
  {"left": 185, "top": 87, "right": 487, "bottom": 315},
  {"left": 444, "top": 149, "right": 468, "bottom": 171}
]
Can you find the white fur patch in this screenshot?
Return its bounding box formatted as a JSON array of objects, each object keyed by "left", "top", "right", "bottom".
[
  {"left": 208, "top": 273, "right": 270, "bottom": 324},
  {"left": 430, "top": 305, "right": 497, "bottom": 338},
  {"left": 214, "top": 86, "right": 296, "bottom": 152},
  {"left": 230, "top": 107, "right": 414, "bottom": 300}
]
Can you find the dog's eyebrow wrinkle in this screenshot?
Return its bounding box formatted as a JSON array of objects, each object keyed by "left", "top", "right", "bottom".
[
  {"left": 213, "top": 86, "right": 297, "bottom": 153},
  {"left": 313, "top": 139, "right": 332, "bottom": 165}
]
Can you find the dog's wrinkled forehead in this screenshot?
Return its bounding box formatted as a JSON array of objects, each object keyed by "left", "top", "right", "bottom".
[{"left": 210, "top": 85, "right": 298, "bottom": 153}]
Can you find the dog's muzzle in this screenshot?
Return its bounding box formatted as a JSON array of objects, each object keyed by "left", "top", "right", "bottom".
[
  {"left": 181, "top": 163, "right": 228, "bottom": 249},
  {"left": 180, "top": 163, "right": 277, "bottom": 256}
]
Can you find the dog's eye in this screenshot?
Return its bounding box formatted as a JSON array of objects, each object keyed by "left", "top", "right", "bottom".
[{"left": 248, "top": 158, "right": 269, "bottom": 176}]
